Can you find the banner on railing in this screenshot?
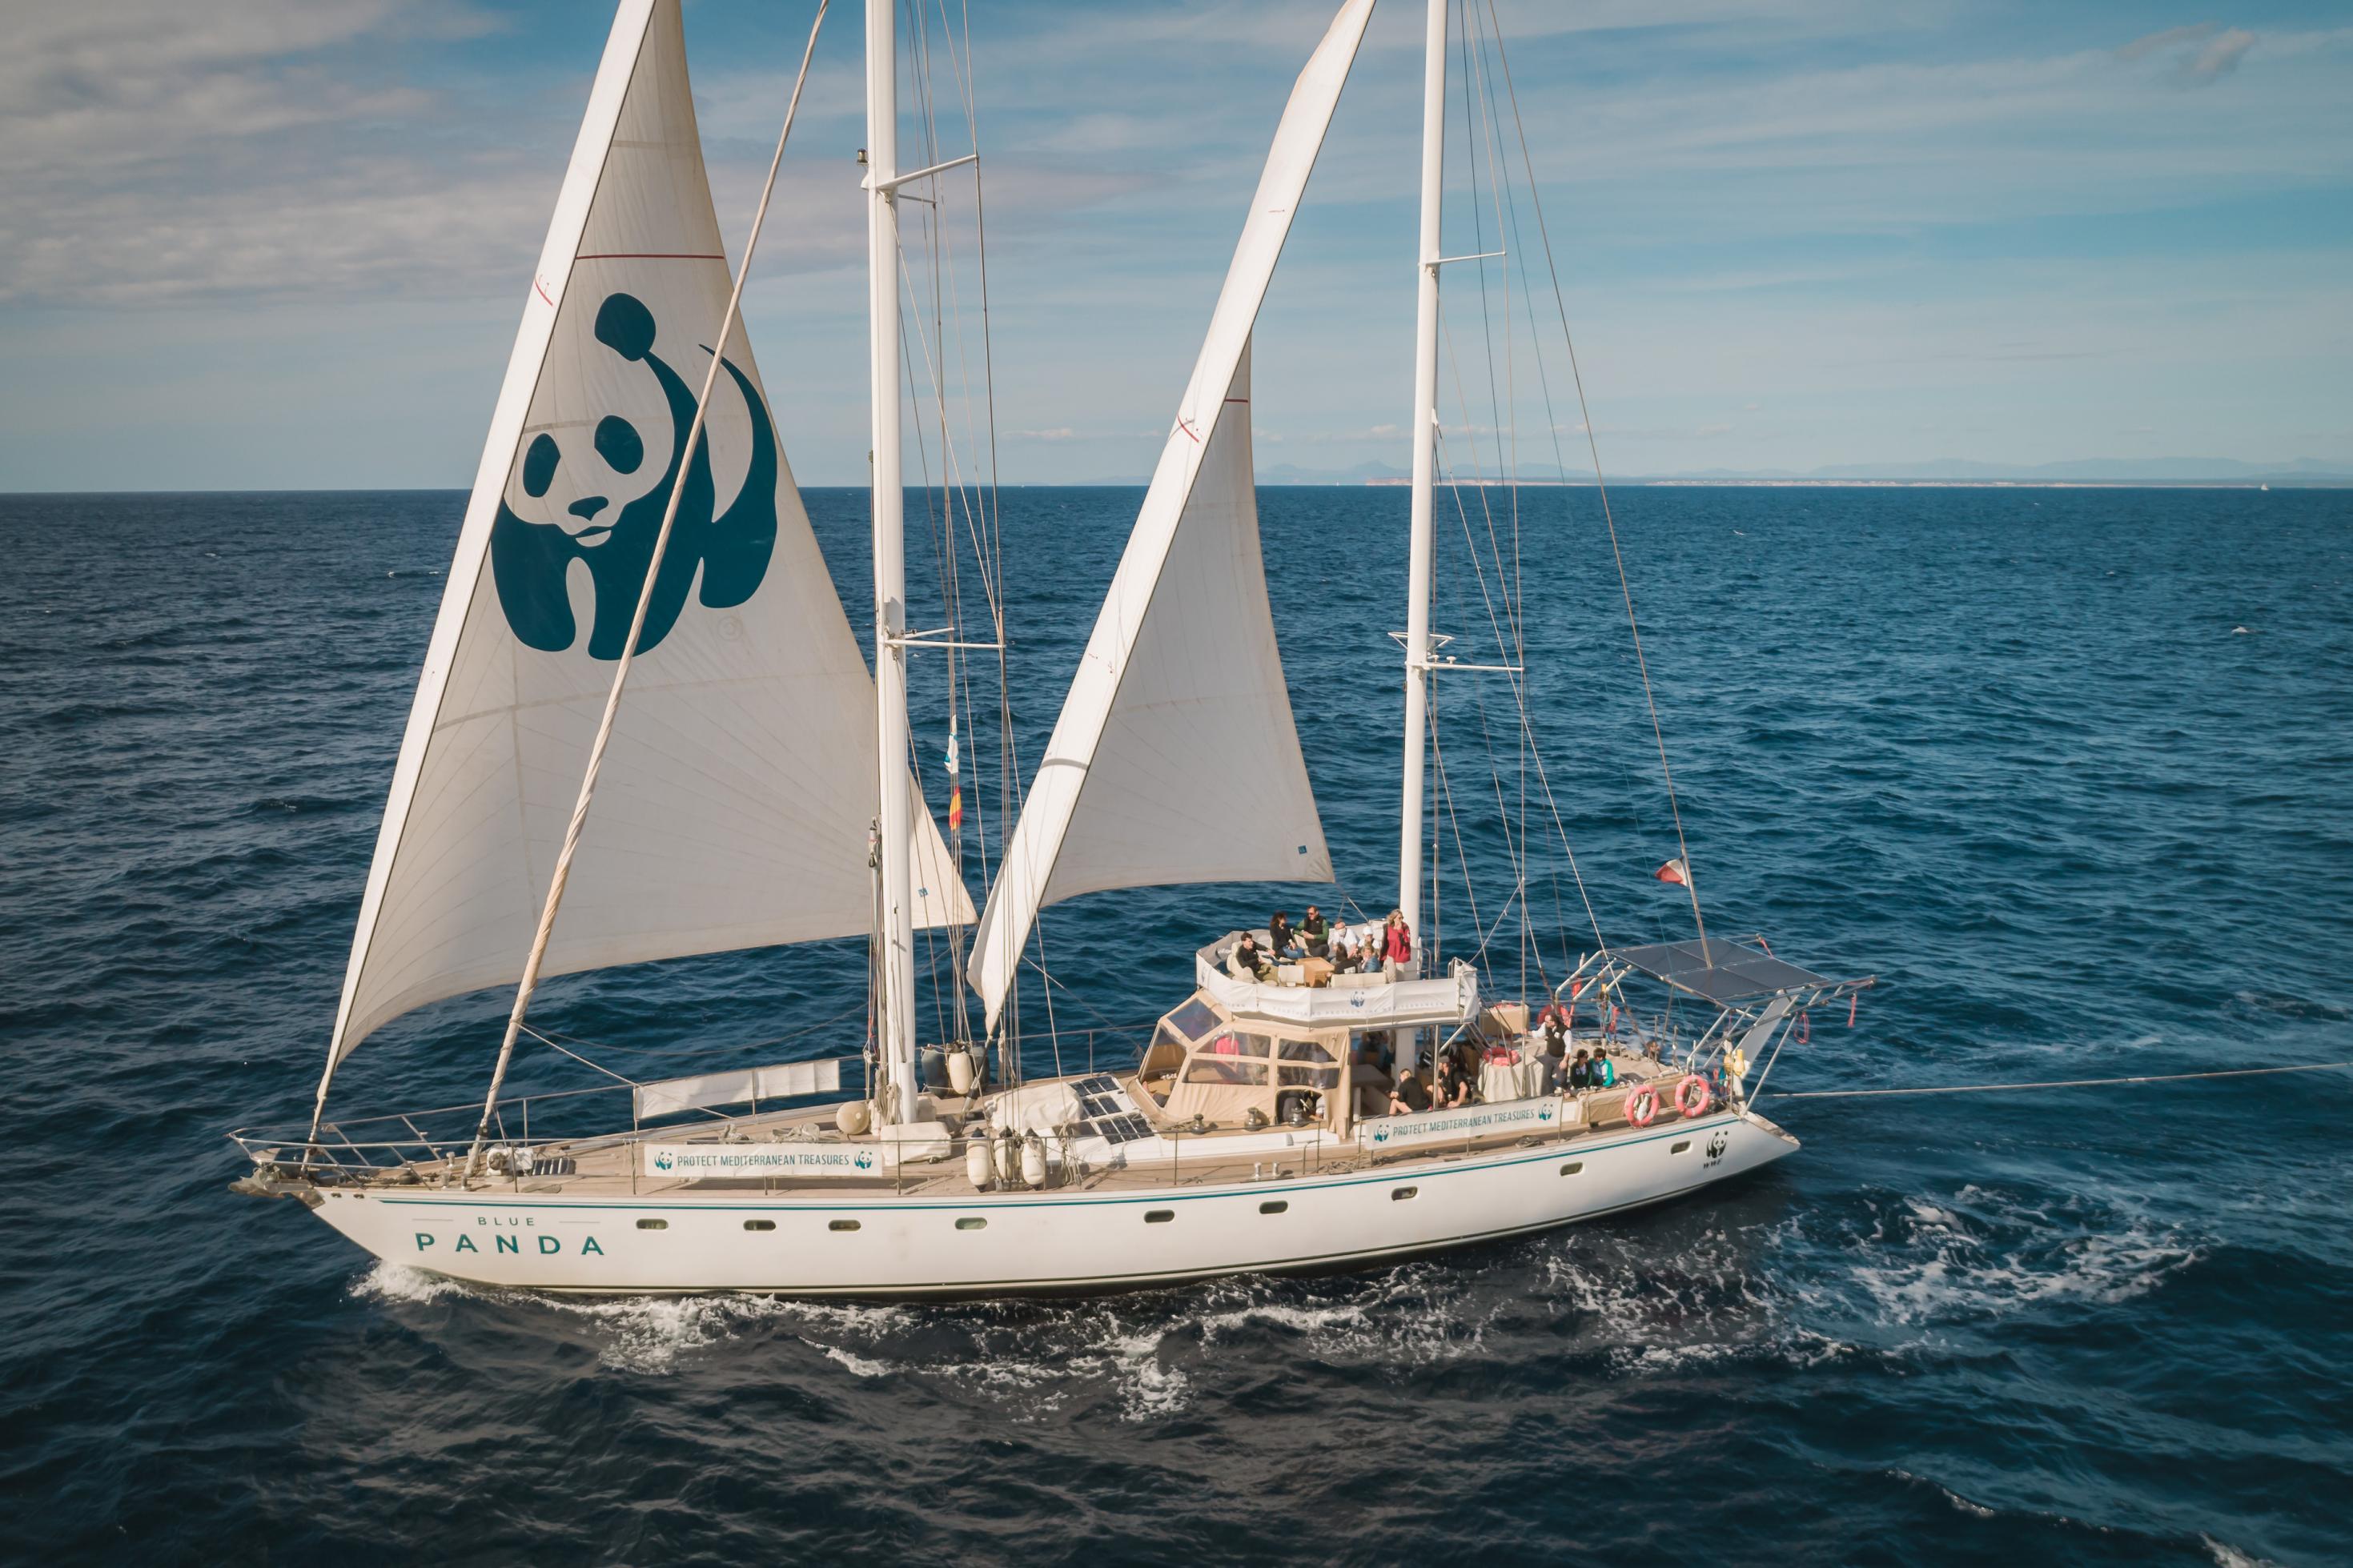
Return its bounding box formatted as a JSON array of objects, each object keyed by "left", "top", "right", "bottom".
[
  {"left": 632, "top": 1057, "right": 848, "bottom": 1121},
  {"left": 640, "top": 1141, "right": 881, "bottom": 1179},
  {"left": 1355, "top": 1095, "right": 1560, "bottom": 1151}
]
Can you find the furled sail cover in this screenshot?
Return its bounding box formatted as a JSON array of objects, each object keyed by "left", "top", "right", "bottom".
[
  {"left": 326, "top": 0, "right": 969, "bottom": 1066},
  {"left": 970, "top": 0, "right": 1371, "bottom": 1032}
]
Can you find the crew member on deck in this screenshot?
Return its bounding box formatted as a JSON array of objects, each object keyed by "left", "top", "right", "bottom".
[
  {"left": 1381, "top": 911, "right": 1413, "bottom": 979},
  {"left": 1301, "top": 905, "right": 1330, "bottom": 958},
  {"left": 1435, "top": 1048, "right": 1474, "bottom": 1109},
  {"left": 1229, "top": 932, "right": 1271, "bottom": 981},
  {"left": 1540, "top": 1003, "right": 1569, "bottom": 1058},
  {"left": 1387, "top": 1068, "right": 1432, "bottom": 1116},
  {"left": 1268, "top": 910, "right": 1295, "bottom": 957}
]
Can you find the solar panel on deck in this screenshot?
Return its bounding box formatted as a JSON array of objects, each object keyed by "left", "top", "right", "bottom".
[{"left": 1092, "top": 1116, "right": 1150, "bottom": 1146}]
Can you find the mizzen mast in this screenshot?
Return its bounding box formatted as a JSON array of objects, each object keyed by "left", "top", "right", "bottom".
[
  {"left": 866, "top": 0, "right": 918, "bottom": 1126},
  {"left": 1396, "top": 0, "right": 1448, "bottom": 1069}
]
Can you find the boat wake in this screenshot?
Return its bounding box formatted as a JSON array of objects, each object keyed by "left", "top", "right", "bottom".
[
  {"left": 1831, "top": 1183, "right": 2200, "bottom": 1327},
  {"left": 344, "top": 1178, "right": 2198, "bottom": 1421}
]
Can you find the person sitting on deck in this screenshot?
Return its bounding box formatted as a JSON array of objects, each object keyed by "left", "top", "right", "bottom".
[
  {"left": 1590, "top": 1050, "right": 1616, "bottom": 1089},
  {"left": 1435, "top": 1049, "right": 1475, "bottom": 1109},
  {"left": 1387, "top": 1069, "right": 1432, "bottom": 1116},
  {"left": 1301, "top": 905, "right": 1330, "bottom": 958},
  {"left": 1228, "top": 932, "right": 1271, "bottom": 981},
  {"left": 1568, "top": 1049, "right": 1592, "bottom": 1092},
  {"left": 1267, "top": 911, "right": 1295, "bottom": 957}
]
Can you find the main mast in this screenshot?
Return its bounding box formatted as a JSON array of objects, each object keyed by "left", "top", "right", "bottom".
[
  {"left": 867, "top": 0, "right": 918, "bottom": 1125},
  {"left": 1398, "top": 0, "right": 1445, "bottom": 1011}
]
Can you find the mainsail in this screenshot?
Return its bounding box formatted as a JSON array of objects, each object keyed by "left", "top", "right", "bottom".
[
  {"left": 969, "top": 0, "right": 1371, "bottom": 1032},
  {"left": 326, "top": 0, "right": 968, "bottom": 1069}
]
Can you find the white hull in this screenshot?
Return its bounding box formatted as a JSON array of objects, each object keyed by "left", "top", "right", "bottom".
[{"left": 306, "top": 1110, "right": 1797, "bottom": 1297}]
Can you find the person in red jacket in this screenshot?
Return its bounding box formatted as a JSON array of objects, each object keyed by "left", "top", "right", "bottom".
[{"left": 1380, "top": 910, "right": 1414, "bottom": 979}]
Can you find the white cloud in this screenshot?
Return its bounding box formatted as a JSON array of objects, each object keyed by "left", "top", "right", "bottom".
[
  {"left": 2187, "top": 28, "right": 2259, "bottom": 81},
  {"left": 2116, "top": 23, "right": 2215, "bottom": 62}
]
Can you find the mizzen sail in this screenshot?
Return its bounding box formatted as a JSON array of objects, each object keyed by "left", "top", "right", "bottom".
[
  {"left": 326, "top": 0, "right": 967, "bottom": 1069},
  {"left": 968, "top": 0, "right": 1372, "bottom": 1032}
]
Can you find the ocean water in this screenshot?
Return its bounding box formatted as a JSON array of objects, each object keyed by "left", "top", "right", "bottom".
[{"left": 1, "top": 483, "right": 2348, "bottom": 1566}]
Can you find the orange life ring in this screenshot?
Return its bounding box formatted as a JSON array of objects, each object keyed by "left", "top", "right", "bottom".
[
  {"left": 1622, "top": 1085, "right": 1660, "bottom": 1128},
  {"left": 1675, "top": 1073, "right": 1713, "bottom": 1118}
]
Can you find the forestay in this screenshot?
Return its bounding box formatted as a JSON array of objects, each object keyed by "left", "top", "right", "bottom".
[
  {"left": 969, "top": 0, "right": 1371, "bottom": 1032},
  {"left": 325, "top": 0, "right": 969, "bottom": 1070}
]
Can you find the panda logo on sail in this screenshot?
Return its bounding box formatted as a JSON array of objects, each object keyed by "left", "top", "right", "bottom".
[{"left": 489, "top": 291, "right": 779, "bottom": 659}]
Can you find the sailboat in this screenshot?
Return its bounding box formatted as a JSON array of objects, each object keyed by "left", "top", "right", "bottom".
[{"left": 232, "top": 0, "right": 1869, "bottom": 1296}]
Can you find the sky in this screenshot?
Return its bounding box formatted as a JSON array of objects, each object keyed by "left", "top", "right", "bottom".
[{"left": 2, "top": 0, "right": 2348, "bottom": 490}]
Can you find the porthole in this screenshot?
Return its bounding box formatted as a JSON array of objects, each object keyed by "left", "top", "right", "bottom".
[
  {"left": 1560, "top": 1161, "right": 1584, "bottom": 1177},
  {"left": 1259, "top": 1200, "right": 1288, "bottom": 1215},
  {"left": 829, "top": 1219, "right": 861, "bottom": 1232},
  {"left": 1672, "top": 1141, "right": 1692, "bottom": 1154},
  {"left": 743, "top": 1219, "right": 775, "bottom": 1232},
  {"left": 1391, "top": 1186, "right": 1418, "bottom": 1201},
  {"left": 636, "top": 1218, "right": 667, "bottom": 1230},
  {"left": 1145, "top": 1209, "right": 1174, "bottom": 1224},
  {"left": 955, "top": 1217, "right": 986, "bottom": 1231}
]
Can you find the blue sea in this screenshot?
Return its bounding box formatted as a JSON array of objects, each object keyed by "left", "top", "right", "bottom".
[{"left": 2, "top": 484, "right": 2347, "bottom": 1565}]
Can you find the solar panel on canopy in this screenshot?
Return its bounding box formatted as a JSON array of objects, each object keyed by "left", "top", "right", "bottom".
[{"left": 1608, "top": 937, "right": 1829, "bottom": 1005}]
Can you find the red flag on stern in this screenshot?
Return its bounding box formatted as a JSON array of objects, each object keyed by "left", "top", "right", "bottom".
[{"left": 1654, "top": 858, "right": 1690, "bottom": 887}]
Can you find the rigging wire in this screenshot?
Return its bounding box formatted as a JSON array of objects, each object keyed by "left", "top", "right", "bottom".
[
  {"left": 1417, "top": 10, "right": 1611, "bottom": 999},
  {"left": 1481, "top": 3, "right": 1710, "bottom": 952},
  {"left": 887, "top": 0, "right": 1031, "bottom": 1074},
  {"left": 1771, "top": 1061, "right": 2353, "bottom": 1100}
]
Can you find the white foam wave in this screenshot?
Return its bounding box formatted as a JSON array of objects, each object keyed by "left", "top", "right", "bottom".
[
  {"left": 819, "top": 1343, "right": 893, "bottom": 1378},
  {"left": 350, "top": 1260, "right": 468, "bottom": 1305},
  {"left": 1841, "top": 1186, "right": 2199, "bottom": 1327},
  {"left": 2202, "top": 1536, "right": 2277, "bottom": 1567},
  {"left": 1938, "top": 1484, "right": 1996, "bottom": 1519}
]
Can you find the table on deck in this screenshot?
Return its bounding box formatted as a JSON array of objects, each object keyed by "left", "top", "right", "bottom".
[{"left": 1478, "top": 1051, "right": 1548, "bottom": 1102}]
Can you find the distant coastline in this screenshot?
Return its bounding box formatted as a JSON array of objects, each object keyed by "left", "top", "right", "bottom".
[{"left": 1353, "top": 476, "right": 2337, "bottom": 490}]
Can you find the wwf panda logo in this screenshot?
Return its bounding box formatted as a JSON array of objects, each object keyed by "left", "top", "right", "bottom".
[{"left": 489, "top": 291, "right": 779, "bottom": 659}]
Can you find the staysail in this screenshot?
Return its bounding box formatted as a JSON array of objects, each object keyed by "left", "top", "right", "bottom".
[
  {"left": 968, "top": 0, "right": 1371, "bottom": 1032},
  {"left": 325, "top": 0, "right": 969, "bottom": 1069}
]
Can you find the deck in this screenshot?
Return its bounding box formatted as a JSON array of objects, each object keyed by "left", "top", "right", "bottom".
[{"left": 281, "top": 1039, "right": 1721, "bottom": 1205}]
